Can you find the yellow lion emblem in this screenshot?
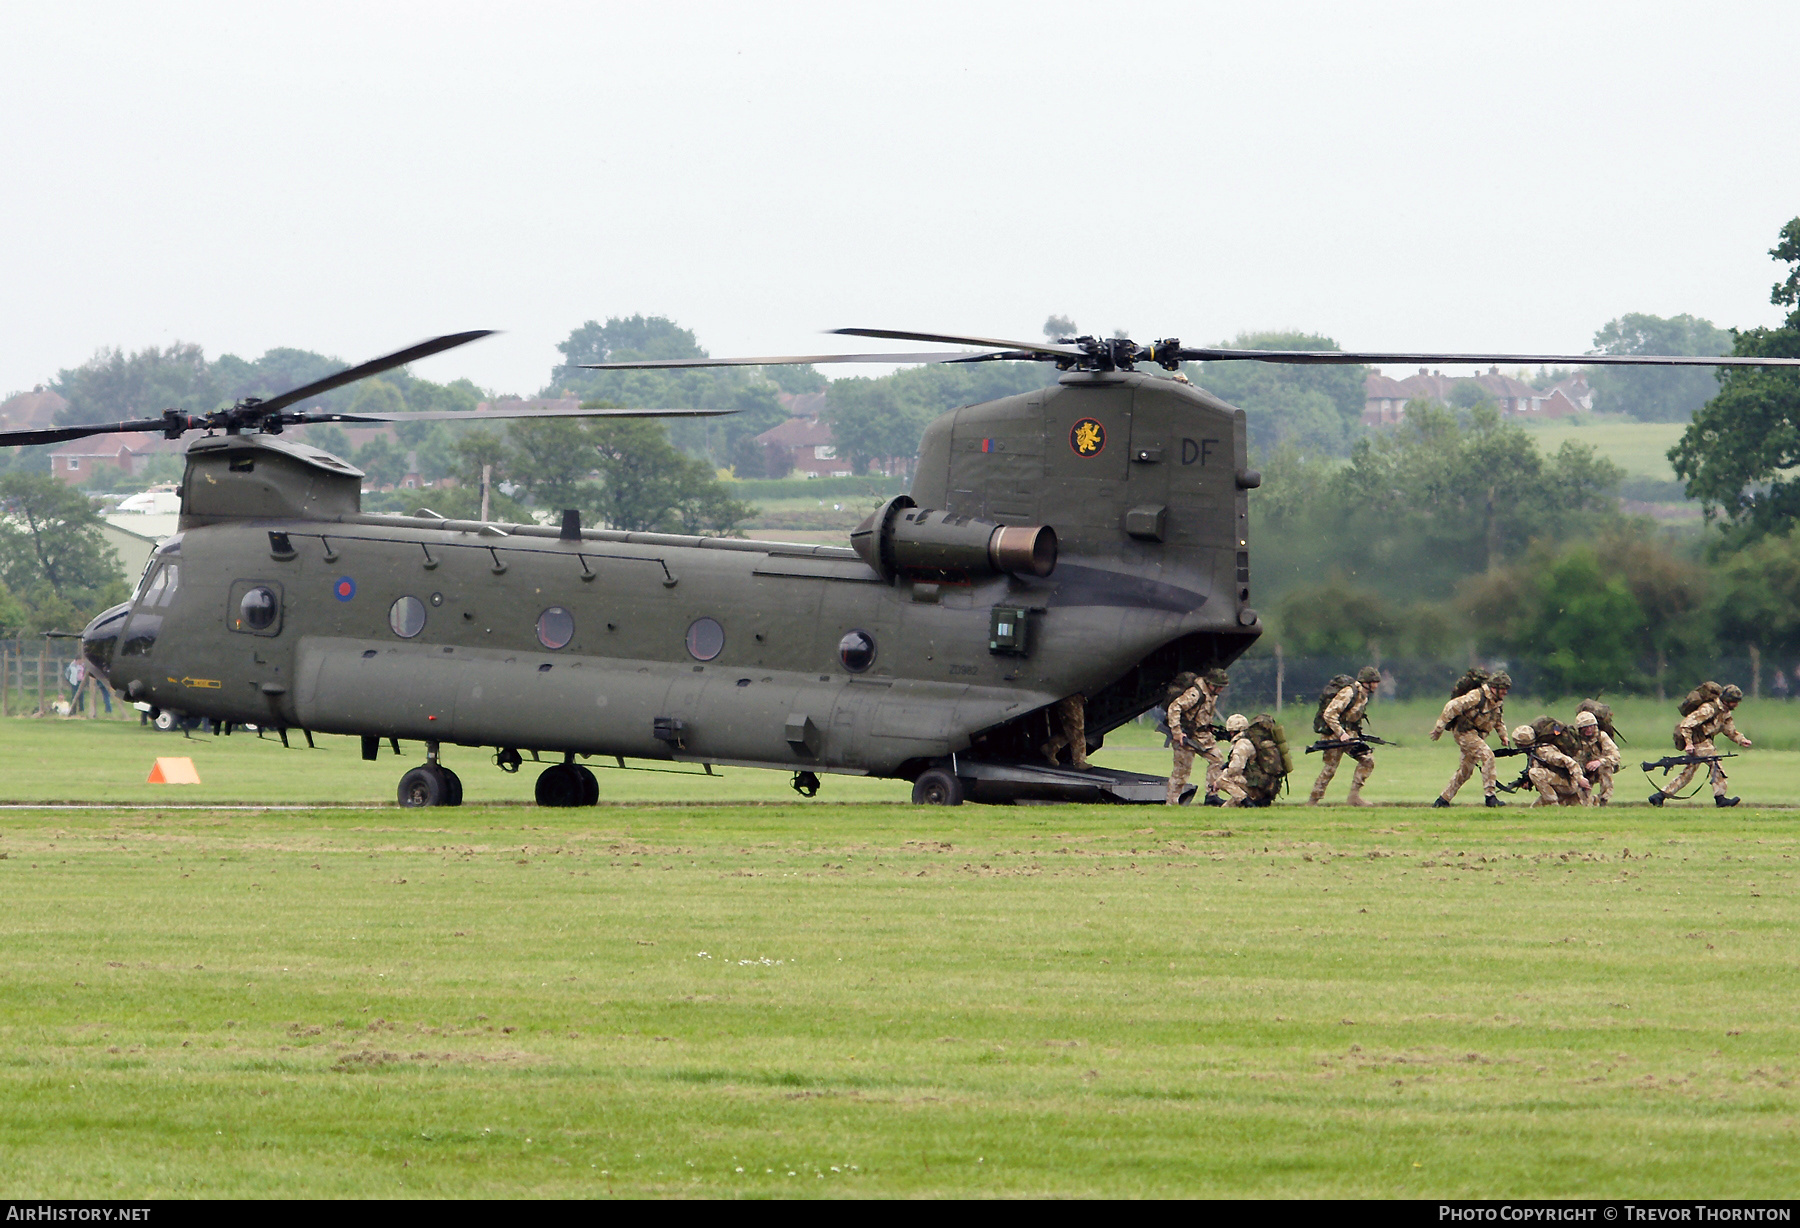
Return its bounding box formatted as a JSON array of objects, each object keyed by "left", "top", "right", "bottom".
[{"left": 1070, "top": 418, "right": 1106, "bottom": 457}]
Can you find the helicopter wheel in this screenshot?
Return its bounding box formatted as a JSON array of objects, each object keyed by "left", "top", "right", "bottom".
[
  {"left": 398, "top": 765, "right": 453, "bottom": 808},
  {"left": 440, "top": 766, "right": 464, "bottom": 806},
  {"left": 911, "top": 767, "right": 964, "bottom": 806},
  {"left": 535, "top": 763, "right": 584, "bottom": 808},
  {"left": 573, "top": 764, "right": 599, "bottom": 806}
]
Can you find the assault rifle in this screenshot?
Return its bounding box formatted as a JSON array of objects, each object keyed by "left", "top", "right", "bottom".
[
  {"left": 1492, "top": 746, "right": 1530, "bottom": 758},
  {"left": 1154, "top": 715, "right": 1229, "bottom": 749},
  {"left": 1641, "top": 752, "right": 1736, "bottom": 775},
  {"left": 1304, "top": 734, "right": 1398, "bottom": 755}
]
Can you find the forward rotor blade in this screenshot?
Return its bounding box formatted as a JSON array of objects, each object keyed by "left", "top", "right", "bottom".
[
  {"left": 1176, "top": 347, "right": 1800, "bottom": 368},
  {"left": 0, "top": 417, "right": 177, "bottom": 449},
  {"left": 581, "top": 350, "right": 1012, "bottom": 370},
  {"left": 253, "top": 330, "right": 496, "bottom": 415},
  {"left": 290, "top": 406, "right": 737, "bottom": 426}
]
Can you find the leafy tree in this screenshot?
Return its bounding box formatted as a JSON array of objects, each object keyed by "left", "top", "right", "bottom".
[
  {"left": 0, "top": 578, "right": 26, "bottom": 635},
  {"left": 507, "top": 418, "right": 599, "bottom": 510},
  {"left": 1670, "top": 218, "right": 1800, "bottom": 538},
  {"left": 821, "top": 377, "right": 922, "bottom": 475},
  {"left": 412, "top": 426, "right": 460, "bottom": 483},
  {"left": 1275, "top": 579, "right": 1402, "bottom": 657},
  {"left": 581, "top": 420, "right": 754, "bottom": 533},
  {"left": 1521, "top": 547, "right": 1645, "bottom": 696},
  {"left": 1191, "top": 332, "right": 1367, "bottom": 457},
  {"left": 1710, "top": 528, "right": 1800, "bottom": 655},
  {"left": 212, "top": 347, "right": 353, "bottom": 413},
  {"left": 305, "top": 425, "right": 353, "bottom": 458},
  {"left": 1043, "top": 314, "right": 1077, "bottom": 340},
  {"left": 1590, "top": 313, "right": 1732, "bottom": 422},
  {"left": 349, "top": 379, "right": 407, "bottom": 419},
  {"left": 353, "top": 436, "right": 406, "bottom": 487},
  {"left": 0, "top": 473, "right": 126, "bottom": 630},
  {"left": 53, "top": 342, "right": 218, "bottom": 423}
]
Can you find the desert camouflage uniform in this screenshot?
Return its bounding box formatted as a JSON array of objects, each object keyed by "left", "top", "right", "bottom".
[
  {"left": 1527, "top": 743, "right": 1590, "bottom": 807},
  {"left": 1309, "top": 681, "right": 1375, "bottom": 805},
  {"left": 1582, "top": 729, "right": 1622, "bottom": 804},
  {"left": 1043, "top": 693, "right": 1088, "bottom": 769},
  {"left": 1165, "top": 679, "right": 1225, "bottom": 805},
  {"left": 1667, "top": 701, "right": 1751, "bottom": 798},
  {"left": 1431, "top": 685, "right": 1509, "bottom": 802},
  {"left": 1217, "top": 733, "right": 1254, "bottom": 807}
]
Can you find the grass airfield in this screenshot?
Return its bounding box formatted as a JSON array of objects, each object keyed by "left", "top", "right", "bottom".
[{"left": 2, "top": 710, "right": 1798, "bottom": 1197}]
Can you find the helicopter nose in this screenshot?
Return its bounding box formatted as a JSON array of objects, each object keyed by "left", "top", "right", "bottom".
[{"left": 80, "top": 601, "right": 131, "bottom": 683}]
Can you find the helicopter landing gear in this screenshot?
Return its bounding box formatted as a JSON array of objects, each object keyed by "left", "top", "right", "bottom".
[
  {"left": 911, "top": 767, "right": 964, "bottom": 806},
  {"left": 398, "top": 741, "right": 464, "bottom": 808},
  {"left": 398, "top": 764, "right": 462, "bottom": 807},
  {"left": 535, "top": 755, "right": 599, "bottom": 807}
]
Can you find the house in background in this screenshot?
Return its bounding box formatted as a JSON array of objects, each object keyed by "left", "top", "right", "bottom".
[
  {"left": 0, "top": 386, "right": 68, "bottom": 433},
  {"left": 46, "top": 434, "right": 189, "bottom": 485},
  {"left": 756, "top": 396, "right": 849, "bottom": 477},
  {"left": 1362, "top": 366, "right": 1579, "bottom": 426}
]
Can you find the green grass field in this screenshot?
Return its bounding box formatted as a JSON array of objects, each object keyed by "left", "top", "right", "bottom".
[
  {"left": 1515, "top": 420, "right": 1687, "bottom": 483},
  {"left": 2, "top": 710, "right": 1798, "bottom": 1197}
]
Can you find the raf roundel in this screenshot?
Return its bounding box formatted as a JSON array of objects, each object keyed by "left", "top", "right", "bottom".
[
  {"left": 333, "top": 576, "right": 356, "bottom": 602},
  {"left": 1069, "top": 417, "right": 1106, "bottom": 457}
]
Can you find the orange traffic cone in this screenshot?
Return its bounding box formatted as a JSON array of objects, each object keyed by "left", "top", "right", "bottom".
[{"left": 147, "top": 757, "right": 201, "bottom": 784}]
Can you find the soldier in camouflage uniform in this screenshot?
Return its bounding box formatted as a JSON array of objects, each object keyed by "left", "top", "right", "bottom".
[
  {"left": 1652, "top": 684, "right": 1752, "bottom": 808},
  {"left": 1309, "top": 665, "right": 1381, "bottom": 807},
  {"left": 1043, "top": 693, "right": 1089, "bottom": 770},
  {"left": 1514, "top": 724, "right": 1590, "bottom": 806},
  {"left": 1429, "top": 670, "right": 1512, "bottom": 808},
  {"left": 1573, "top": 710, "right": 1621, "bottom": 806},
  {"left": 1216, "top": 713, "right": 1253, "bottom": 807},
  {"left": 1165, "top": 667, "right": 1229, "bottom": 805}
]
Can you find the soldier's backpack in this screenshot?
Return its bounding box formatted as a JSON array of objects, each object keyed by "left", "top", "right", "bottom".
[
  {"left": 1243, "top": 713, "right": 1292, "bottom": 801},
  {"left": 1312, "top": 674, "right": 1357, "bottom": 735},
  {"left": 1679, "top": 681, "right": 1723, "bottom": 717},
  {"left": 1451, "top": 667, "right": 1491, "bottom": 698},
  {"left": 1576, "top": 698, "right": 1623, "bottom": 743},
  {"left": 1530, "top": 715, "right": 1582, "bottom": 760}
]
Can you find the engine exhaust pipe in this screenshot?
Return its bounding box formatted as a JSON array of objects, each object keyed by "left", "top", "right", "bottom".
[{"left": 852, "top": 495, "right": 1057, "bottom": 582}]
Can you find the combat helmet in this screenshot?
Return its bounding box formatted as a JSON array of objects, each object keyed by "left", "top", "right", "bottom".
[
  {"left": 1490, "top": 670, "right": 1513, "bottom": 691},
  {"left": 1573, "top": 710, "right": 1598, "bottom": 731},
  {"left": 1512, "top": 724, "right": 1536, "bottom": 745},
  {"left": 1205, "top": 667, "right": 1230, "bottom": 688},
  {"left": 1722, "top": 684, "right": 1744, "bottom": 703},
  {"left": 1225, "top": 713, "right": 1249, "bottom": 735},
  {"left": 1356, "top": 666, "right": 1380, "bottom": 685}
]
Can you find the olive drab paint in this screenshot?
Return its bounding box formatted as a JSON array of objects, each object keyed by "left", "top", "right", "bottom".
[{"left": 80, "top": 369, "right": 1260, "bottom": 805}]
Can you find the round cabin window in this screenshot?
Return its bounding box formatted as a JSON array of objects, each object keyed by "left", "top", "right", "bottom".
[
  {"left": 686, "top": 617, "right": 725, "bottom": 662},
  {"left": 389, "top": 595, "right": 426, "bottom": 639},
  {"left": 838, "top": 629, "right": 876, "bottom": 673},
  {"left": 537, "top": 606, "right": 574, "bottom": 650},
  {"left": 239, "top": 586, "right": 278, "bottom": 631}
]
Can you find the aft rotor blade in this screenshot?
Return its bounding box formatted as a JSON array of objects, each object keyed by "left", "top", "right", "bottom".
[
  {"left": 253, "top": 330, "right": 496, "bottom": 415},
  {"left": 290, "top": 405, "right": 738, "bottom": 426},
  {"left": 832, "top": 327, "right": 1086, "bottom": 359},
  {"left": 1175, "top": 347, "right": 1800, "bottom": 368},
  {"left": 581, "top": 349, "right": 1014, "bottom": 370},
  {"left": 0, "top": 417, "right": 180, "bottom": 449}
]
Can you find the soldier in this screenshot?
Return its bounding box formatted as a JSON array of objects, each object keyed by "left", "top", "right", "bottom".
[
  {"left": 1652, "top": 684, "right": 1752, "bottom": 807},
  {"left": 1514, "top": 724, "right": 1590, "bottom": 807},
  {"left": 1429, "top": 670, "right": 1512, "bottom": 808},
  {"left": 1309, "top": 665, "right": 1381, "bottom": 807},
  {"left": 1042, "top": 692, "right": 1089, "bottom": 770},
  {"left": 1165, "top": 667, "right": 1229, "bottom": 806},
  {"left": 1574, "top": 710, "right": 1621, "bottom": 805},
  {"left": 1217, "top": 713, "right": 1253, "bottom": 807}
]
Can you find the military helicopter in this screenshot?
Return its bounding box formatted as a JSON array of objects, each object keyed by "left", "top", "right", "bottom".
[{"left": 6, "top": 327, "right": 1795, "bottom": 807}]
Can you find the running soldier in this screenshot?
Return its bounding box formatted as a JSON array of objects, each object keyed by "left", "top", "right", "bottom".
[
  {"left": 1217, "top": 713, "right": 1253, "bottom": 807},
  {"left": 1430, "top": 670, "right": 1512, "bottom": 808},
  {"left": 1165, "top": 667, "right": 1229, "bottom": 805},
  {"left": 1652, "top": 683, "right": 1752, "bottom": 808},
  {"left": 1573, "top": 709, "right": 1621, "bottom": 805},
  {"left": 1514, "top": 723, "right": 1590, "bottom": 806},
  {"left": 1309, "top": 666, "right": 1381, "bottom": 807}
]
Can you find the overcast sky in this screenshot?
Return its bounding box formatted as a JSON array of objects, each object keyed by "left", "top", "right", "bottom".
[{"left": 3, "top": 1, "right": 1797, "bottom": 399}]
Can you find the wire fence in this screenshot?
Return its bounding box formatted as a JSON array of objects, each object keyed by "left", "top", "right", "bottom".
[{"left": 0, "top": 639, "right": 129, "bottom": 719}]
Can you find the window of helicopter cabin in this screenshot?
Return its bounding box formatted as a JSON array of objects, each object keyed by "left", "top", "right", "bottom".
[
  {"left": 537, "top": 606, "right": 574, "bottom": 650},
  {"left": 389, "top": 596, "right": 427, "bottom": 639},
  {"left": 686, "top": 617, "right": 725, "bottom": 662},
  {"left": 838, "top": 629, "right": 876, "bottom": 673}
]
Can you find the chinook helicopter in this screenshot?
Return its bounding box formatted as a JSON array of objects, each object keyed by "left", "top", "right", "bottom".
[{"left": 6, "top": 328, "right": 1795, "bottom": 808}]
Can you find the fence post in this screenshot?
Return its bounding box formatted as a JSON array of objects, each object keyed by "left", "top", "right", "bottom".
[
  {"left": 1274, "top": 643, "right": 1284, "bottom": 714},
  {"left": 1750, "top": 644, "right": 1762, "bottom": 700},
  {"left": 0, "top": 648, "right": 8, "bottom": 718},
  {"left": 36, "top": 639, "right": 47, "bottom": 716}
]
